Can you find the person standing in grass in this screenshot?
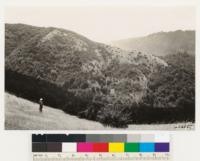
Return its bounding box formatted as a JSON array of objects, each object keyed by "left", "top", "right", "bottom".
[{"left": 39, "top": 98, "right": 43, "bottom": 112}]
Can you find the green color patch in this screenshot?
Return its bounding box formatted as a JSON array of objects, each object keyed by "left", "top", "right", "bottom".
[{"left": 125, "top": 143, "right": 139, "bottom": 152}]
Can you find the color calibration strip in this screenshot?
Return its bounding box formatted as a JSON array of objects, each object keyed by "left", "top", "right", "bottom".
[{"left": 32, "top": 134, "right": 170, "bottom": 153}]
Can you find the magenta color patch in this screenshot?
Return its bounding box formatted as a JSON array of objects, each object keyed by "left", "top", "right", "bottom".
[{"left": 77, "top": 143, "right": 93, "bottom": 152}]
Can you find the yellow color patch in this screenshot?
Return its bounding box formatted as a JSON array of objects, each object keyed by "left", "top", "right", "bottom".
[{"left": 109, "top": 142, "right": 124, "bottom": 152}]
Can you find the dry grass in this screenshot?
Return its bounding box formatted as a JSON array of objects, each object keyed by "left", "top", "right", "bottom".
[
  {"left": 5, "top": 93, "right": 113, "bottom": 130},
  {"left": 5, "top": 93, "right": 194, "bottom": 130}
]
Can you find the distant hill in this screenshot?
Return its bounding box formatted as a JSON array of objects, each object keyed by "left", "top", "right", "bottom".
[{"left": 111, "top": 30, "right": 195, "bottom": 56}]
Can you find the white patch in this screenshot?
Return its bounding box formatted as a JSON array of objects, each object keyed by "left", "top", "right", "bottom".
[{"left": 41, "top": 29, "right": 68, "bottom": 42}]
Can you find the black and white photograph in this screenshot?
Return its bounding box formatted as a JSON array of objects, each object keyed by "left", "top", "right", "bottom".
[{"left": 5, "top": 5, "right": 195, "bottom": 130}]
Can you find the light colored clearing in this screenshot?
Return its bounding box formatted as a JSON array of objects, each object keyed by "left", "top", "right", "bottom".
[
  {"left": 41, "top": 29, "right": 88, "bottom": 52},
  {"left": 5, "top": 93, "right": 194, "bottom": 130},
  {"left": 41, "top": 29, "right": 68, "bottom": 42}
]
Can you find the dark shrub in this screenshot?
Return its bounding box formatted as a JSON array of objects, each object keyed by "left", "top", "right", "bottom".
[{"left": 97, "top": 104, "right": 132, "bottom": 128}]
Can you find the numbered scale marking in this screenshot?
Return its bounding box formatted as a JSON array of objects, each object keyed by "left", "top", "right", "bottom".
[{"left": 33, "top": 152, "right": 170, "bottom": 161}]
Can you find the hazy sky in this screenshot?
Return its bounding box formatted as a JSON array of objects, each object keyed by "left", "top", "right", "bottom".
[{"left": 6, "top": 6, "right": 195, "bottom": 42}]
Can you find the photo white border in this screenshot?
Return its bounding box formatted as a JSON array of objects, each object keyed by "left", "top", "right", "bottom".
[{"left": 0, "top": 0, "right": 200, "bottom": 161}]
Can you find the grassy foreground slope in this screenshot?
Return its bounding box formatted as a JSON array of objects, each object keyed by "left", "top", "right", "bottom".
[
  {"left": 5, "top": 93, "right": 194, "bottom": 130},
  {"left": 5, "top": 93, "right": 111, "bottom": 130}
]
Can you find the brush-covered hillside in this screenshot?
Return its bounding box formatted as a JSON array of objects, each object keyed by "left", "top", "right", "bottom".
[
  {"left": 5, "top": 24, "right": 166, "bottom": 107},
  {"left": 111, "top": 30, "right": 195, "bottom": 56},
  {"left": 5, "top": 24, "right": 195, "bottom": 128}
]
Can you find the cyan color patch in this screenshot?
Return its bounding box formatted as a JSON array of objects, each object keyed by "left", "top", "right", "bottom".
[{"left": 139, "top": 143, "right": 155, "bottom": 152}]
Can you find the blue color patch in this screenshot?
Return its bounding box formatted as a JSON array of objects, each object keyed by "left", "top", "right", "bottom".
[{"left": 139, "top": 143, "right": 155, "bottom": 152}]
